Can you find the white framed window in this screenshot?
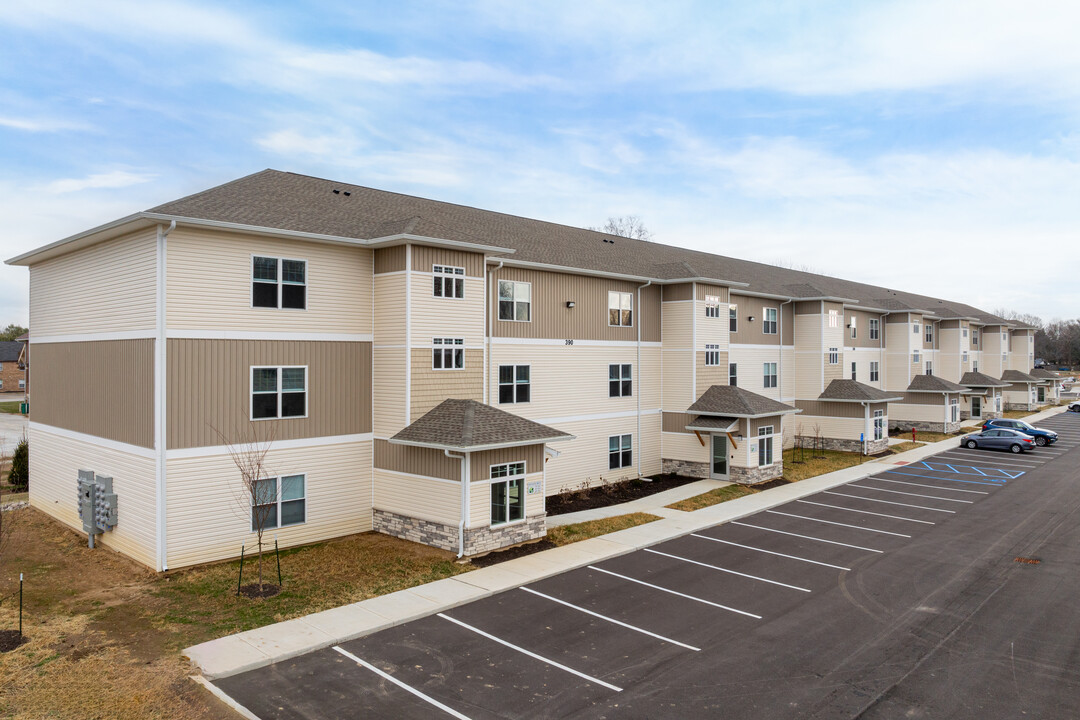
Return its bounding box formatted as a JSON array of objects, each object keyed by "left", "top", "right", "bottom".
[
  {"left": 498, "top": 280, "right": 531, "bottom": 322},
  {"left": 828, "top": 309, "right": 839, "bottom": 328},
  {"left": 252, "top": 256, "right": 306, "bottom": 310},
  {"left": 913, "top": 351, "right": 921, "bottom": 364},
  {"left": 962, "top": 327, "right": 968, "bottom": 338},
  {"left": 950, "top": 398, "right": 959, "bottom": 423},
  {"left": 925, "top": 324, "right": 933, "bottom": 343},
  {"left": 252, "top": 474, "right": 306, "bottom": 530},
  {"left": 850, "top": 361, "right": 857, "bottom": 381},
  {"left": 433, "top": 338, "right": 465, "bottom": 370},
  {"left": 729, "top": 363, "right": 738, "bottom": 387},
  {"left": 870, "top": 361, "right": 879, "bottom": 382},
  {"left": 609, "top": 363, "right": 632, "bottom": 397},
  {"left": 828, "top": 347, "right": 839, "bottom": 365},
  {"left": 973, "top": 360, "right": 978, "bottom": 372},
  {"left": 763, "top": 307, "right": 778, "bottom": 334},
  {"left": 490, "top": 462, "right": 525, "bottom": 526},
  {"left": 1002, "top": 331, "right": 1008, "bottom": 343},
  {"left": 757, "top": 426, "right": 774, "bottom": 466},
  {"left": 913, "top": 322, "right": 920, "bottom": 336},
  {"left": 18, "top": 379, "right": 25, "bottom": 389},
  {"left": 705, "top": 295, "right": 721, "bottom": 318},
  {"left": 869, "top": 318, "right": 879, "bottom": 340},
  {"left": 972, "top": 329, "right": 979, "bottom": 347},
  {"left": 251, "top": 366, "right": 307, "bottom": 420},
  {"left": 850, "top": 316, "right": 857, "bottom": 339},
  {"left": 873, "top": 410, "right": 884, "bottom": 441},
  {"left": 1002, "top": 352, "right": 1008, "bottom": 365},
  {"left": 433, "top": 265, "right": 465, "bottom": 299},
  {"left": 705, "top": 344, "right": 720, "bottom": 366},
  {"left": 763, "top": 362, "right": 777, "bottom": 388},
  {"left": 609, "top": 291, "right": 633, "bottom": 327},
  {"left": 499, "top": 365, "right": 530, "bottom": 404},
  {"left": 0, "top": 379, "right": 3, "bottom": 389},
  {"left": 962, "top": 351, "right": 969, "bottom": 363},
  {"left": 609, "top": 434, "right": 632, "bottom": 469},
  {"left": 729, "top": 305, "right": 738, "bottom": 333},
  {"left": 926, "top": 361, "right": 933, "bottom": 376}
]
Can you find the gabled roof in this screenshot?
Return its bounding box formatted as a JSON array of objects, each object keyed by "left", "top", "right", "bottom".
[
  {"left": 685, "top": 415, "right": 740, "bottom": 433},
  {"left": 1001, "top": 370, "right": 1041, "bottom": 384},
  {"left": 1029, "top": 368, "right": 1061, "bottom": 381},
  {"left": 14, "top": 333, "right": 28, "bottom": 342},
  {"left": 907, "top": 374, "right": 968, "bottom": 393},
  {"left": 960, "top": 371, "right": 1010, "bottom": 388},
  {"left": 390, "top": 399, "right": 572, "bottom": 452},
  {"left": 0, "top": 341, "right": 22, "bottom": 362},
  {"left": 688, "top": 385, "right": 800, "bottom": 418},
  {"left": 818, "top": 379, "right": 903, "bottom": 403}
]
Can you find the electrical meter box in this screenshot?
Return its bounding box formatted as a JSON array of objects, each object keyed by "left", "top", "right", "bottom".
[{"left": 77, "top": 469, "right": 118, "bottom": 545}]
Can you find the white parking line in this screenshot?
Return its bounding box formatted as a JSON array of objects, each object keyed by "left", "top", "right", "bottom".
[
  {"left": 823, "top": 490, "right": 956, "bottom": 514},
  {"left": 586, "top": 565, "right": 762, "bottom": 619},
  {"left": 332, "top": 646, "right": 475, "bottom": 719},
  {"left": 869, "top": 477, "right": 989, "bottom": 495},
  {"left": 437, "top": 613, "right": 624, "bottom": 692},
  {"left": 730, "top": 521, "right": 883, "bottom": 553},
  {"left": 766, "top": 510, "right": 912, "bottom": 537},
  {"left": 644, "top": 547, "right": 813, "bottom": 591},
  {"left": 847, "top": 484, "right": 974, "bottom": 504},
  {"left": 689, "top": 534, "right": 851, "bottom": 570},
  {"left": 796, "top": 499, "right": 936, "bottom": 525},
  {"left": 519, "top": 587, "right": 700, "bottom": 651}
]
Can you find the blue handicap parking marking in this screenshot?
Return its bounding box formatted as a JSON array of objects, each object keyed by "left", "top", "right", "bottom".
[
  {"left": 916, "top": 461, "right": 1023, "bottom": 480},
  {"left": 883, "top": 469, "right": 1007, "bottom": 487}
]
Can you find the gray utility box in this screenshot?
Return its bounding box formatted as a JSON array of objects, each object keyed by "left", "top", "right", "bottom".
[{"left": 77, "top": 469, "right": 118, "bottom": 547}]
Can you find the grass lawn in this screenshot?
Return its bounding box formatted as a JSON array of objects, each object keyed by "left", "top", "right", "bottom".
[
  {"left": 889, "top": 441, "right": 923, "bottom": 453},
  {"left": 666, "top": 484, "right": 758, "bottom": 511},
  {"left": 1001, "top": 409, "right": 1038, "bottom": 419},
  {"left": 893, "top": 430, "right": 959, "bottom": 443},
  {"left": 546, "top": 512, "right": 660, "bottom": 545},
  {"left": 0, "top": 401, "right": 22, "bottom": 414},
  {"left": 782, "top": 448, "right": 879, "bottom": 482}
]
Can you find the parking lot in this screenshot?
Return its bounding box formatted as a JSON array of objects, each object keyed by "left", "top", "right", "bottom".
[{"left": 213, "top": 411, "right": 1080, "bottom": 719}]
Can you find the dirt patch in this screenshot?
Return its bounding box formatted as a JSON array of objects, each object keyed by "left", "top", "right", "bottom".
[
  {"left": 238, "top": 583, "right": 281, "bottom": 599},
  {"left": 470, "top": 539, "right": 557, "bottom": 567},
  {"left": 752, "top": 478, "right": 793, "bottom": 491},
  {"left": 469, "top": 513, "right": 662, "bottom": 567},
  {"left": 0, "top": 629, "right": 26, "bottom": 653},
  {"left": 546, "top": 474, "right": 700, "bottom": 516}
]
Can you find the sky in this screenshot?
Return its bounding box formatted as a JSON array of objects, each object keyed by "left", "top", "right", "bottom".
[{"left": 2, "top": 0, "right": 1079, "bottom": 327}]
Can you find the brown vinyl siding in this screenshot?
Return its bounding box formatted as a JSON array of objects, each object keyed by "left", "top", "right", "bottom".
[
  {"left": 411, "top": 348, "right": 483, "bottom": 422},
  {"left": 886, "top": 312, "right": 911, "bottom": 323},
  {"left": 490, "top": 267, "right": 662, "bottom": 342},
  {"left": 413, "top": 246, "right": 485, "bottom": 277},
  {"left": 749, "top": 416, "right": 781, "bottom": 434},
  {"left": 373, "top": 245, "right": 407, "bottom": 274},
  {"left": 729, "top": 294, "right": 794, "bottom": 345},
  {"left": 31, "top": 340, "right": 154, "bottom": 448},
  {"left": 794, "top": 400, "right": 864, "bottom": 418},
  {"left": 847, "top": 309, "right": 883, "bottom": 349},
  {"left": 662, "top": 412, "right": 696, "bottom": 434},
  {"left": 697, "top": 351, "right": 729, "bottom": 389},
  {"left": 374, "top": 439, "right": 461, "bottom": 481},
  {"left": 471, "top": 445, "right": 545, "bottom": 481},
  {"left": 897, "top": 392, "right": 947, "bottom": 405},
  {"left": 167, "top": 339, "right": 372, "bottom": 449},
  {"left": 794, "top": 301, "right": 819, "bottom": 315},
  {"left": 695, "top": 284, "right": 730, "bottom": 303},
  {"left": 662, "top": 283, "right": 693, "bottom": 302}
]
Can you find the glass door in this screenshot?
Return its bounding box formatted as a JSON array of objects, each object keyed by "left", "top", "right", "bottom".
[
  {"left": 711, "top": 434, "right": 728, "bottom": 480},
  {"left": 971, "top": 396, "right": 981, "bottom": 419}
]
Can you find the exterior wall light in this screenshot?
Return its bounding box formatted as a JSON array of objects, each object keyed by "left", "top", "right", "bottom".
[
  {"left": 748, "top": 315, "right": 755, "bottom": 322},
  {"left": 566, "top": 301, "right": 576, "bottom": 308}
]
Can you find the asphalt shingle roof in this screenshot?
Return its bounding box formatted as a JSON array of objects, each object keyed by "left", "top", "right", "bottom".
[
  {"left": 1029, "top": 368, "right": 1060, "bottom": 380},
  {"left": 960, "top": 371, "right": 1010, "bottom": 388},
  {"left": 390, "top": 399, "right": 572, "bottom": 450},
  {"left": 907, "top": 374, "right": 968, "bottom": 393},
  {"left": 1001, "top": 370, "right": 1041, "bottom": 384},
  {"left": 685, "top": 415, "right": 740, "bottom": 432},
  {"left": 818, "top": 379, "right": 903, "bottom": 402},
  {"left": 688, "top": 385, "right": 799, "bottom": 417},
  {"left": 0, "top": 341, "right": 22, "bottom": 362}
]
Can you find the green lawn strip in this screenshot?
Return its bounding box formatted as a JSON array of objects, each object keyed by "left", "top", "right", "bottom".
[
  {"left": 0, "top": 401, "right": 22, "bottom": 414},
  {"left": 666, "top": 484, "right": 757, "bottom": 511},
  {"left": 546, "top": 512, "right": 661, "bottom": 546}
]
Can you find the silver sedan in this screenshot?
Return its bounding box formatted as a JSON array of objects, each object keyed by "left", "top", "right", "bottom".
[{"left": 961, "top": 428, "right": 1037, "bottom": 453}]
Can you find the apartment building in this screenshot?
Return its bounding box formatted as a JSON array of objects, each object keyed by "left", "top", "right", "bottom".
[{"left": 6, "top": 170, "right": 1051, "bottom": 569}]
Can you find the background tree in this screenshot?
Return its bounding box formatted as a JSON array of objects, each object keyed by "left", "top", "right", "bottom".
[
  {"left": 590, "top": 216, "right": 653, "bottom": 241},
  {"left": 0, "top": 324, "right": 27, "bottom": 341}
]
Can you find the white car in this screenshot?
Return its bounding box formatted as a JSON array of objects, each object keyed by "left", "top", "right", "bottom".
[{"left": 1070, "top": 400, "right": 1080, "bottom": 412}]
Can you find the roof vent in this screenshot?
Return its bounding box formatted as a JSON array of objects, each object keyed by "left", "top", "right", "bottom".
[
  {"left": 343, "top": 191, "right": 351, "bottom": 197},
  {"left": 332, "top": 189, "right": 340, "bottom": 194}
]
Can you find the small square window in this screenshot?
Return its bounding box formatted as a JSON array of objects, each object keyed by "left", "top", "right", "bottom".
[
  {"left": 609, "top": 364, "right": 632, "bottom": 397},
  {"left": 608, "top": 291, "right": 633, "bottom": 327},
  {"left": 253, "top": 256, "right": 306, "bottom": 310}
]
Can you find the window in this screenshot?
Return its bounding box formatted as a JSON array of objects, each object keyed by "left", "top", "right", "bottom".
[
  {"left": 850, "top": 362, "right": 857, "bottom": 381},
  {"left": 729, "top": 305, "right": 738, "bottom": 333},
  {"left": 763, "top": 308, "right": 778, "bottom": 334},
  {"left": 962, "top": 328, "right": 968, "bottom": 338},
  {"left": 609, "top": 434, "right": 632, "bottom": 469},
  {"left": 251, "top": 474, "right": 306, "bottom": 530},
  {"left": 251, "top": 366, "right": 306, "bottom": 420},
  {"left": 490, "top": 462, "right": 525, "bottom": 526},
  {"left": 729, "top": 363, "right": 738, "bottom": 387},
  {"left": 828, "top": 309, "right": 839, "bottom": 328},
  {"left": 609, "top": 291, "right": 633, "bottom": 327},
  {"left": 763, "top": 362, "right": 777, "bottom": 388},
  {"left": 432, "top": 338, "right": 464, "bottom": 370},
  {"left": 1002, "top": 331, "right": 1008, "bottom": 343},
  {"left": 609, "top": 364, "right": 632, "bottom": 397},
  {"left": 962, "top": 351, "right": 969, "bottom": 363},
  {"left": 950, "top": 399, "right": 959, "bottom": 423},
  {"left": 1002, "top": 352, "right": 1008, "bottom": 366},
  {"left": 499, "top": 365, "right": 530, "bottom": 403},
  {"left": 973, "top": 360, "right": 979, "bottom": 372},
  {"left": 705, "top": 295, "right": 721, "bottom": 318},
  {"left": 912, "top": 351, "right": 921, "bottom": 364},
  {"left": 870, "top": 361, "right": 879, "bottom": 382},
  {"left": 828, "top": 347, "right": 839, "bottom": 365},
  {"left": 869, "top": 318, "right": 879, "bottom": 340},
  {"left": 925, "top": 324, "right": 933, "bottom": 343},
  {"left": 498, "top": 280, "right": 531, "bottom": 322},
  {"left": 0, "top": 379, "right": 3, "bottom": 389},
  {"left": 252, "top": 256, "right": 306, "bottom": 309},
  {"left": 873, "top": 410, "right": 884, "bottom": 441},
  {"left": 758, "top": 426, "right": 774, "bottom": 466},
  {"left": 972, "top": 329, "right": 979, "bottom": 347},
  {"left": 926, "top": 361, "right": 933, "bottom": 376},
  {"left": 18, "top": 379, "right": 25, "bottom": 389},
  {"left": 704, "top": 344, "right": 720, "bottom": 366},
  {"left": 850, "top": 316, "right": 857, "bottom": 339},
  {"left": 433, "top": 265, "right": 465, "bottom": 299}
]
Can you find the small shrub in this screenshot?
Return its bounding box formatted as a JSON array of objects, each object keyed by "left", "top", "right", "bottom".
[{"left": 9, "top": 436, "right": 28, "bottom": 490}]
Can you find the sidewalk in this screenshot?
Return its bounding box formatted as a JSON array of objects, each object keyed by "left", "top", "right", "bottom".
[{"left": 185, "top": 407, "right": 1067, "bottom": 680}]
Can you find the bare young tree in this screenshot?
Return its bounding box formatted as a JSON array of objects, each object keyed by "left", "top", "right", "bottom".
[{"left": 590, "top": 216, "right": 654, "bottom": 241}]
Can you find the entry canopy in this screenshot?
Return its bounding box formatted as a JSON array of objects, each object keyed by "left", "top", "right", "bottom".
[
  {"left": 1001, "top": 370, "right": 1042, "bottom": 385},
  {"left": 390, "top": 399, "right": 573, "bottom": 452},
  {"left": 688, "top": 385, "right": 800, "bottom": 419},
  {"left": 818, "top": 379, "right": 903, "bottom": 403},
  {"left": 960, "top": 371, "right": 1009, "bottom": 388},
  {"left": 906, "top": 374, "right": 971, "bottom": 394},
  {"left": 685, "top": 415, "right": 740, "bottom": 433}
]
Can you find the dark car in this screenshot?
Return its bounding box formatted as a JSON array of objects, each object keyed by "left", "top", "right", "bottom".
[
  {"left": 981, "top": 418, "right": 1058, "bottom": 446},
  {"left": 961, "top": 428, "right": 1036, "bottom": 453}
]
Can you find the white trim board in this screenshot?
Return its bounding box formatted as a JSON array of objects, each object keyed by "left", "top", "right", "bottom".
[
  {"left": 535, "top": 408, "right": 662, "bottom": 425},
  {"left": 167, "top": 330, "right": 373, "bottom": 342},
  {"left": 167, "top": 433, "right": 374, "bottom": 460},
  {"left": 32, "top": 330, "right": 156, "bottom": 344},
  {"left": 29, "top": 421, "right": 157, "bottom": 460},
  {"left": 490, "top": 337, "right": 662, "bottom": 348}
]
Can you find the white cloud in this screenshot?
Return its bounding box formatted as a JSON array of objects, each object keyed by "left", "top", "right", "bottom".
[{"left": 43, "top": 171, "right": 157, "bottom": 194}]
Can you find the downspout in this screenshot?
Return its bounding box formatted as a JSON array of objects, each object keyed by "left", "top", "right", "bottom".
[
  {"left": 691, "top": 282, "right": 697, "bottom": 399},
  {"left": 879, "top": 313, "right": 886, "bottom": 388},
  {"left": 446, "top": 449, "right": 467, "bottom": 557},
  {"left": 779, "top": 299, "right": 792, "bottom": 400},
  {"left": 486, "top": 261, "right": 504, "bottom": 407},
  {"left": 405, "top": 244, "right": 412, "bottom": 427},
  {"left": 820, "top": 301, "right": 825, "bottom": 393},
  {"left": 155, "top": 220, "right": 175, "bottom": 572},
  {"left": 636, "top": 280, "right": 652, "bottom": 477}
]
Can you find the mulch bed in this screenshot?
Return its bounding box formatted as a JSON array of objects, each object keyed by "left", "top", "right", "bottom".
[
  {"left": 0, "top": 629, "right": 27, "bottom": 653},
  {"left": 238, "top": 583, "right": 281, "bottom": 599},
  {"left": 470, "top": 539, "right": 557, "bottom": 568},
  {"left": 546, "top": 474, "right": 701, "bottom": 516},
  {"left": 752, "top": 478, "right": 793, "bottom": 491}
]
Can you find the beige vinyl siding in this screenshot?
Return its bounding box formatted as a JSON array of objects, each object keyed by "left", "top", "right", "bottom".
[
  {"left": 411, "top": 348, "right": 483, "bottom": 422},
  {"left": 470, "top": 472, "right": 544, "bottom": 528},
  {"left": 30, "top": 229, "right": 157, "bottom": 336},
  {"left": 845, "top": 348, "right": 884, "bottom": 387},
  {"left": 793, "top": 414, "right": 864, "bottom": 439},
  {"left": 638, "top": 413, "right": 662, "bottom": 476},
  {"left": 471, "top": 445, "right": 546, "bottom": 481},
  {"left": 166, "top": 227, "right": 373, "bottom": 333},
  {"left": 411, "top": 273, "right": 485, "bottom": 348},
  {"left": 885, "top": 320, "right": 912, "bottom": 391},
  {"left": 412, "top": 246, "right": 485, "bottom": 277},
  {"left": 662, "top": 349, "right": 694, "bottom": 412},
  {"left": 662, "top": 297, "right": 693, "bottom": 349},
  {"left": 490, "top": 267, "right": 662, "bottom": 342},
  {"left": 165, "top": 440, "right": 372, "bottom": 569},
  {"left": 697, "top": 350, "right": 729, "bottom": 390},
  {"left": 373, "top": 245, "right": 407, "bottom": 274},
  {"left": 729, "top": 295, "right": 793, "bottom": 346},
  {"left": 29, "top": 426, "right": 157, "bottom": 568},
  {"left": 374, "top": 439, "right": 461, "bottom": 481},
  {"left": 167, "top": 339, "right": 372, "bottom": 449},
  {"left": 661, "top": 430, "right": 708, "bottom": 464},
  {"left": 542, "top": 416, "right": 649, "bottom": 494},
  {"left": 823, "top": 350, "right": 844, "bottom": 383},
  {"left": 793, "top": 307, "right": 823, "bottom": 398},
  {"left": 373, "top": 347, "right": 406, "bottom": 437},
  {"left": 374, "top": 274, "right": 406, "bottom": 347},
  {"left": 728, "top": 346, "right": 787, "bottom": 399},
  {"left": 374, "top": 470, "right": 460, "bottom": 526},
  {"left": 30, "top": 340, "right": 154, "bottom": 448},
  {"left": 794, "top": 400, "right": 864, "bottom": 418},
  {"left": 890, "top": 402, "right": 945, "bottom": 423}
]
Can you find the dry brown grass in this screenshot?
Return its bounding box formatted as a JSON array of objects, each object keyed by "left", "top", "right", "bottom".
[
  {"left": 896, "top": 430, "right": 957, "bottom": 443},
  {"left": 888, "top": 441, "right": 923, "bottom": 453},
  {"left": 1002, "top": 409, "right": 1038, "bottom": 419},
  {"left": 666, "top": 484, "right": 758, "bottom": 511},
  {"left": 783, "top": 449, "right": 878, "bottom": 482},
  {"left": 546, "top": 513, "right": 661, "bottom": 545}
]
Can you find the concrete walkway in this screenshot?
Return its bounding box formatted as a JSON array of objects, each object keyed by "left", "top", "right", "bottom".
[
  {"left": 185, "top": 406, "right": 1067, "bottom": 681},
  {"left": 0, "top": 409, "right": 27, "bottom": 456}
]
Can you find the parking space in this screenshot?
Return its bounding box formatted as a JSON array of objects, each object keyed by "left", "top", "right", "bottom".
[{"left": 213, "top": 410, "right": 1080, "bottom": 719}]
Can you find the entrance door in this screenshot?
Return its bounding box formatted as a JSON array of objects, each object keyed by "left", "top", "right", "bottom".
[
  {"left": 1038, "top": 386, "right": 1046, "bottom": 402},
  {"left": 971, "top": 396, "right": 982, "bottom": 419},
  {"left": 711, "top": 434, "right": 729, "bottom": 480}
]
